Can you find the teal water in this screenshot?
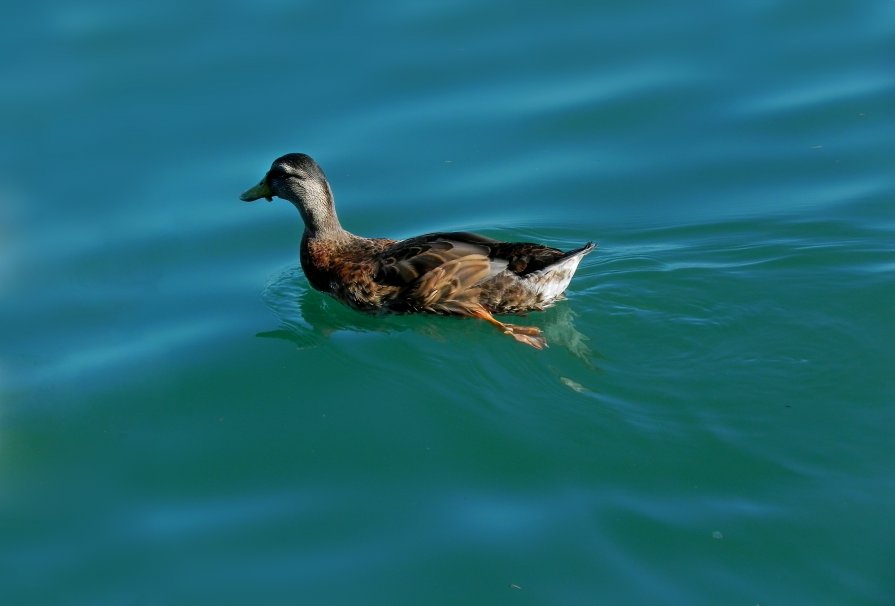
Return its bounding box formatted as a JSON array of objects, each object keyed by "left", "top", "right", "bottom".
[{"left": 2, "top": 1, "right": 894, "bottom": 604}]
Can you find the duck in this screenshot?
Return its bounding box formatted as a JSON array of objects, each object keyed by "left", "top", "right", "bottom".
[{"left": 240, "top": 153, "right": 595, "bottom": 349}]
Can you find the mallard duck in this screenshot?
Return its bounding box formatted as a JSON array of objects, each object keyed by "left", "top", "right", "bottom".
[{"left": 241, "top": 153, "right": 595, "bottom": 349}]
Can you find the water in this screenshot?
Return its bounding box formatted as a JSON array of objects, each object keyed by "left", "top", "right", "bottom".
[{"left": 2, "top": 1, "right": 894, "bottom": 604}]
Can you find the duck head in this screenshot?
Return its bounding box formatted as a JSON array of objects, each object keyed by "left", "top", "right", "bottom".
[{"left": 241, "top": 153, "right": 342, "bottom": 235}]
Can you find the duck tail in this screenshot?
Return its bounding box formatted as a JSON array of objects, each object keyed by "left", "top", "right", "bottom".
[
  {"left": 525, "top": 241, "right": 596, "bottom": 302},
  {"left": 558, "top": 241, "right": 597, "bottom": 261}
]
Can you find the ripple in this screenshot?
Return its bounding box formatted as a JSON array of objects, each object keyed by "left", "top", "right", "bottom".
[{"left": 735, "top": 71, "right": 893, "bottom": 117}]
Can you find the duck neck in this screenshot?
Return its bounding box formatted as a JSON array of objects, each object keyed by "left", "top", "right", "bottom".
[
  {"left": 291, "top": 184, "right": 350, "bottom": 239},
  {"left": 297, "top": 204, "right": 347, "bottom": 239}
]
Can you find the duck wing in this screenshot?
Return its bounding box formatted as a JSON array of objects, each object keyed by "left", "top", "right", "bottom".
[
  {"left": 373, "top": 232, "right": 500, "bottom": 286},
  {"left": 373, "top": 232, "right": 593, "bottom": 315},
  {"left": 374, "top": 231, "right": 572, "bottom": 285}
]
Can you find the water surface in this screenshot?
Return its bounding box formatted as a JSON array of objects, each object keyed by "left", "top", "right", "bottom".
[{"left": 2, "top": 1, "right": 894, "bottom": 604}]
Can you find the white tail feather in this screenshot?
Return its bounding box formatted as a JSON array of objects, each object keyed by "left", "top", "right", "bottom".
[{"left": 523, "top": 243, "right": 594, "bottom": 303}]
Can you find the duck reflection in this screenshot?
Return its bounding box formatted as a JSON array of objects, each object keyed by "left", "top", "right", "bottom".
[
  {"left": 257, "top": 266, "right": 596, "bottom": 361},
  {"left": 256, "top": 267, "right": 414, "bottom": 348}
]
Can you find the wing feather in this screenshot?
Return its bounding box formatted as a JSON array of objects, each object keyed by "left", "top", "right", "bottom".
[
  {"left": 375, "top": 235, "right": 494, "bottom": 286},
  {"left": 412, "top": 254, "right": 491, "bottom": 313}
]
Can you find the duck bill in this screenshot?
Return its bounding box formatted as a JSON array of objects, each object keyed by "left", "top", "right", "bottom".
[{"left": 240, "top": 177, "right": 273, "bottom": 202}]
